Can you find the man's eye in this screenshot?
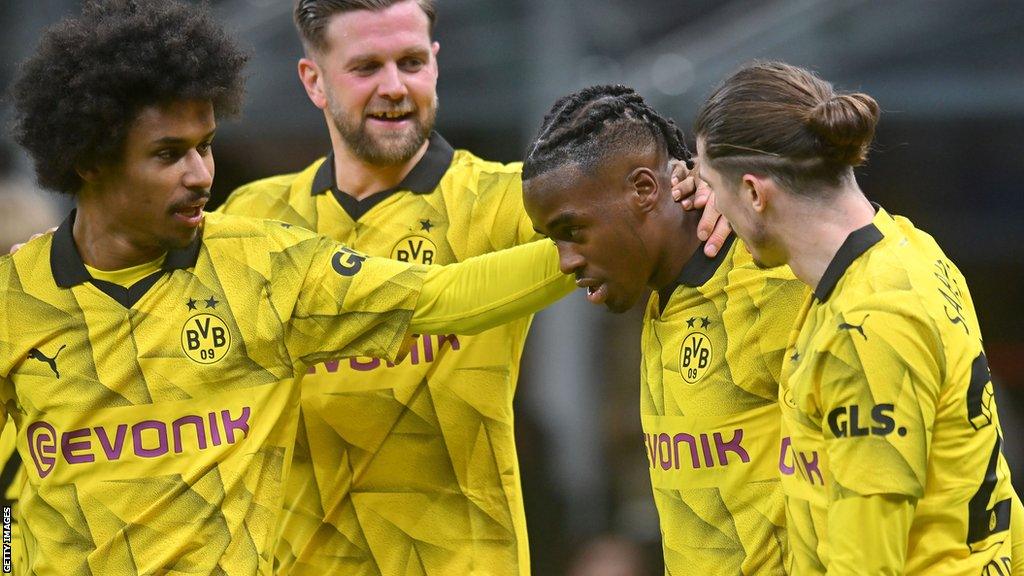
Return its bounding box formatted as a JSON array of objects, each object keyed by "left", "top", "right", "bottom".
[
  {"left": 197, "top": 142, "right": 213, "bottom": 155},
  {"left": 157, "top": 149, "right": 181, "bottom": 161},
  {"left": 400, "top": 58, "right": 424, "bottom": 71},
  {"left": 565, "top": 227, "right": 582, "bottom": 240}
]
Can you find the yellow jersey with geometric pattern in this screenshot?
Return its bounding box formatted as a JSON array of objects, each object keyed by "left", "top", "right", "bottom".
[
  {"left": 0, "top": 210, "right": 426, "bottom": 575},
  {"left": 642, "top": 234, "right": 807, "bottom": 575},
  {"left": 221, "top": 133, "right": 539, "bottom": 576},
  {"left": 779, "top": 207, "right": 1018, "bottom": 575}
]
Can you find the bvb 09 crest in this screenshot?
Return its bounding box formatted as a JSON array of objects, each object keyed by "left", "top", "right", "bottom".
[
  {"left": 679, "top": 331, "right": 713, "bottom": 384},
  {"left": 181, "top": 313, "right": 231, "bottom": 364},
  {"left": 392, "top": 235, "right": 438, "bottom": 265}
]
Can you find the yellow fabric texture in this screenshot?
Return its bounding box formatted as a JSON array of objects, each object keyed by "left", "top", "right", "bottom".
[
  {"left": 825, "top": 494, "right": 915, "bottom": 575},
  {"left": 780, "top": 207, "right": 1018, "bottom": 575},
  {"left": 641, "top": 238, "right": 806, "bottom": 575},
  {"left": 220, "top": 145, "right": 545, "bottom": 576}
]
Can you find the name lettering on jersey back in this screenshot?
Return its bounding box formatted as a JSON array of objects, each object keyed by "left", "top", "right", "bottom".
[
  {"left": 826, "top": 403, "right": 906, "bottom": 438},
  {"left": 26, "top": 407, "right": 251, "bottom": 478},
  {"left": 643, "top": 428, "right": 750, "bottom": 471},
  {"left": 308, "top": 333, "right": 461, "bottom": 374},
  {"left": 934, "top": 259, "right": 969, "bottom": 335}
]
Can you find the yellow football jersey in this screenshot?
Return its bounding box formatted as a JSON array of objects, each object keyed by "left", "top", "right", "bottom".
[
  {"left": 221, "top": 133, "right": 539, "bottom": 575},
  {"left": 0, "top": 208, "right": 567, "bottom": 575},
  {"left": 780, "top": 207, "right": 1018, "bottom": 575},
  {"left": 642, "top": 235, "right": 807, "bottom": 575}
]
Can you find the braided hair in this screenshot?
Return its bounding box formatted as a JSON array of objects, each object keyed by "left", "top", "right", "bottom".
[{"left": 522, "top": 85, "right": 690, "bottom": 181}]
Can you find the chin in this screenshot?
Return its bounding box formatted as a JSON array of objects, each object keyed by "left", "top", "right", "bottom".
[
  {"left": 605, "top": 294, "right": 639, "bottom": 314},
  {"left": 162, "top": 228, "right": 199, "bottom": 250}
]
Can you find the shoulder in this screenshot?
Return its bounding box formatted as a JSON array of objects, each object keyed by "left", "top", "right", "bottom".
[
  {"left": 821, "top": 288, "right": 942, "bottom": 375},
  {"left": 219, "top": 158, "right": 326, "bottom": 226},
  {"left": 2, "top": 232, "right": 53, "bottom": 283},
  {"left": 442, "top": 149, "right": 523, "bottom": 198},
  {"left": 230, "top": 158, "right": 325, "bottom": 200},
  {"left": 202, "top": 212, "right": 321, "bottom": 251},
  {"left": 727, "top": 239, "right": 808, "bottom": 308}
]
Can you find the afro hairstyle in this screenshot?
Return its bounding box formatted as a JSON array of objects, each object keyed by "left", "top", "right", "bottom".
[{"left": 11, "top": 0, "right": 249, "bottom": 195}]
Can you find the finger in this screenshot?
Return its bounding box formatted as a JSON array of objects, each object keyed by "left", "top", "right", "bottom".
[
  {"left": 703, "top": 217, "right": 732, "bottom": 258},
  {"left": 670, "top": 158, "right": 689, "bottom": 184},
  {"left": 9, "top": 243, "right": 25, "bottom": 255},
  {"left": 689, "top": 180, "right": 713, "bottom": 210},
  {"left": 671, "top": 175, "right": 697, "bottom": 205},
  {"left": 696, "top": 194, "right": 719, "bottom": 241}
]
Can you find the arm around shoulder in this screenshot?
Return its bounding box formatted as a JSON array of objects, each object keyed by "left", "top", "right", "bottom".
[{"left": 411, "top": 240, "right": 573, "bottom": 335}]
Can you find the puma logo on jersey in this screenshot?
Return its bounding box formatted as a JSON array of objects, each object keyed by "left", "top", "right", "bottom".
[
  {"left": 27, "top": 344, "right": 66, "bottom": 378},
  {"left": 838, "top": 314, "right": 870, "bottom": 340}
]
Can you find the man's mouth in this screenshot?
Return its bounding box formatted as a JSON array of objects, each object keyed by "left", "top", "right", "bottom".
[
  {"left": 367, "top": 109, "right": 414, "bottom": 123},
  {"left": 576, "top": 278, "right": 609, "bottom": 305},
  {"left": 171, "top": 198, "right": 208, "bottom": 226}
]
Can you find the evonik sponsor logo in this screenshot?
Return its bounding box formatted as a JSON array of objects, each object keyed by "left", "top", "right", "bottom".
[
  {"left": 308, "top": 333, "right": 461, "bottom": 374},
  {"left": 778, "top": 436, "right": 824, "bottom": 486},
  {"left": 26, "top": 407, "right": 251, "bottom": 479},
  {"left": 644, "top": 428, "right": 750, "bottom": 471}
]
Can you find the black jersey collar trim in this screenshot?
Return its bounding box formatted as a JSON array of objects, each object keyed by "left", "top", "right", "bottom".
[
  {"left": 51, "top": 210, "right": 202, "bottom": 306},
  {"left": 814, "top": 218, "right": 883, "bottom": 302},
  {"left": 309, "top": 132, "right": 455, "bottom": 220},
  {"left": 656, "top": 232, "right": 736, "bottom": 312}
]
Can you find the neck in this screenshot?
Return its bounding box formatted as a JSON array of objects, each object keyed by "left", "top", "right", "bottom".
[
  {"left": 780, "top": 186, "right": 875, "bottom": 291},
  {"left": 328, "top": 128, "right": 429, "bottom": 201},
  {"left": 73, "top": 194, "right": 166, "bottom": 271},
  {"left": 648, "top": 205, "right": 704, "bottom": 291}
]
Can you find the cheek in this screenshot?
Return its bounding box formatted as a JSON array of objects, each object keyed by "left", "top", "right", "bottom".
[
  {"left": 409, "top": 75, "right": 438, "bottom": 102},
  {"left": 328, "top": 78, "right": 367, "bottom": 108}
]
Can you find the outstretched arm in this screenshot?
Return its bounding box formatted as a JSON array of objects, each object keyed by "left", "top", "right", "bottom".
[{"left": 411, "top": 240, "right": 573, "bottom": 335}]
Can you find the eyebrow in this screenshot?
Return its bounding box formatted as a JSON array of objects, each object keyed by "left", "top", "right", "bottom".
[
  {"left": 542, "top": 211, "right": 582, "bottom": 234},
  {"left": 347, "top": 47, "right": 431, "bottom": 66},
  {"left": 150, "top": 129, "right": 217, "bottom": 147}
]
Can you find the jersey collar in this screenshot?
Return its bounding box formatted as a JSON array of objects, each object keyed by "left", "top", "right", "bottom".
[
  {"left": 656, "top": 232, "right": 736, "bottom": 311},
  {"left": 51, "top": 210, "right": 203, "bottom": 303},
  {"left": 309, "top": 130, "right": 454, "bottom": 203},
  {"left": 813, "top": 204, "right": 886, "bottom": 302}
]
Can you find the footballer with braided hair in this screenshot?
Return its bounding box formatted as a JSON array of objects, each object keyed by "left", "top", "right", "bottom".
[{"left": 524, "top": 85, "right": 809, "bottom": 574}]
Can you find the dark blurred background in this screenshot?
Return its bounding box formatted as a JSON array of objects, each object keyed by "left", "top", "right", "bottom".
[{"left": 2, "top": 1, "right": 1022, "bottom": 574}]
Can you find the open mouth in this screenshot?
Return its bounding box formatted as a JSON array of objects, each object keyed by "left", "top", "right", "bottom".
[
  {"left": 367, "top": 110, "right": 414, "bottom": 123},
  {"left": 172, "top": 199, "right": 207, "bottom": 226},
  {"left": 576, "top": 278, "right": 609, "bottom": 305}
]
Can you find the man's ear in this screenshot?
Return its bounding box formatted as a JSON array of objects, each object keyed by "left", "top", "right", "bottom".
[
  {"left": 298, "top": 57, "right": 327, "bottom": 110},
  {"left": 627, "top": 166, "right": 660, "bottom": 213},
  {"left": 740, "top": 173, "right": 774, "bottom": 214}
]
